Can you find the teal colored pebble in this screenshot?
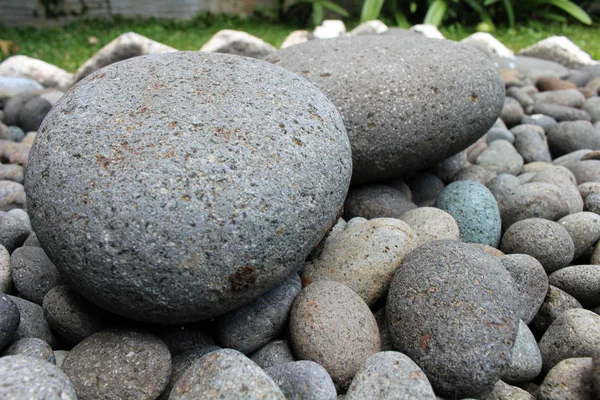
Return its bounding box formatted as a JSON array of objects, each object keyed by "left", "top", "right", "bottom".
[{"left": 435, "top": 180, "right": 501, "bottom": 247}]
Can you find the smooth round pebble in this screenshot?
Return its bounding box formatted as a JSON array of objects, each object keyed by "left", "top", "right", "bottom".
[
  {"left": 0, "top": 181, "right": 27, "bottom": 211},
  {"left": 344, "top": 351, "right": 436, "bottom": 400},
  {"left": 155, "top": 325, "right": 215, "bottom": 356},
  {"left": 302, "top": 218, "right": 415, "bottom": 306},
  {"left": 486, "top": 127, "right": 515, "bottom": 144},
  {"left": 11, "top": 246, "right": 62, "bottom": 304},
  {"left": 2, "top": 337, "right": 55, "bottom": 363},
  {"left": 26, "top": 51, "right": 352, "bottom": 324},
  {"left": 386, "top": 241, "right": 519, "bottom": 398},
  {"left": 532, "top": 103, "right": 591, "bottom": 122},
  {"left": 216, "top": 273, "right": 301, "bottom": 354},
  {"left": 18, "top": 96, "right": 52, "bottom": 132},
  {"left": 502, "top": 320, "right": 542, "bottom": 383},
  {"left": 521, "top": 114, "right": 557, "bottom": 132},
  {"left": 63, "top": 329, "right": 172, "bottom": 400},
  {"left": 435, "top": 180, "right": 501, "bottom": 247},
  {"left": 170, "top": 348, "right": 285, "bottom": 399},
  {"left": 344, "top": 184, "right": 416, "bottom": 220},
  {"left": 567, "top": 159, "right": 600, "bottom": 184},
  {"left": 290, "top": 280, "right": 380, "bottom": 391},
  {"left": 558, "top": 212, "right": 600, "bottom": 260},
  {"left": 476, "top": 139, "right": 524, "bottom": 175},
  {"left": 0, "top": 211, "right": 30, "bottom": 252},
  {"left": 549, "top": 265, "right": 600, "bottom": 308},
  {"left": 54, "top": 349, "right": 69, "bottom": 369},
  {"left": 0, "top": 244, "right": 10, "bottom": 292},
  {"left": 42, "top": 285, "right": 108, "bottom": 344},
  {"left": 499, "top": 254, "right": 548, "bottom": 323},
  {"left": 8, "top": 295, "right": 57, "bottom": 348},
  {"left": 585, "top": 193, "right": 600, "bottom": 213},
  {"left": 529, "top": 286, "right": 583, "bottom": 339},
  {"left": 0, "top": 355, "right": 76, "bottom": 399},
  {"left": 250, "top": 340, "right": 295, "bottom": 369},
  {"left": 400, "top": 207, "right": 460, "bottom": 247},
  {"left": 548, "top": 121, "right": 600, "bottom": 156},
  {"left": 452, "top": 164, "right": 496, "bottom": 185},
  {"left": 0, "top": 293, "right": 19, "bottom": 349},
  {"left": 433, "top": 151, "right": 468, "bottom": 183},
  {"left": 594, "top": 349, "right": 600, "bottom": 397},
  {"left": 500, "top": 218, "right": 574, "bottom": 273},
  {"left": 529, "top": 165, "right": 583, "bottom": 215},
  {"left": 265, "top": 360, "right": 337, "bottom": 400},
  {"left": 483, "top": 380, "right": 535, "bottom": 400},
  {"left": 533, "top": 88, "right": 586, "bottom": 108},
  {"left": 538, "top": 358, "right": 595, "bottom": 400},
  {"left": 405, "top": 173, "right": 444, "bottom": 205},
  {"left": 539, "top": 309, "right": 600, "bottom": 372},
  {"left": 501, "top": 97, "right": 525, "bottom": 127},
  {"left": 511, "top": 124, "right": 552, "bottom": 163}
]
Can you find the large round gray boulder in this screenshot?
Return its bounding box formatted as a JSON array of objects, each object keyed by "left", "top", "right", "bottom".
[
  {"left": 25, "top": 52, "right": 352, "bottom": 323},
  {"left": 265, "top": 35, "right": 504, "bottom": 184}
]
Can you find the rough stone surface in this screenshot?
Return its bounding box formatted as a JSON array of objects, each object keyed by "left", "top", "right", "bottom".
[
  {"left": 460, "top": 32, "right": 514, "bottom": 58},
  {"left": 399, "top": 207, "right": 460, "bottom": 247},
  {"left": 74, "top": 32, "right": 177, "bottom": 82},
  {"left": 433, "top": 151, "right": 468, "bottom": 183},
  {"left": 518, "top": 36, "right": 598, "bottom": 69},
  {"left": 484, "top": 380, "right": 535, "bottom": 400},
  {"left": 499, "top": 254, "right": 548, "bottom": 324},
  {"left": 386, "top": 241, "right": 519, "bottom": 399},
  {"left": 63, "top": 329, "right": 172, "bottom": 400},
  {"left": 529, "top": 286, "right": 583, "bottom": 339},
  {"left": 0, "top": 355, "right": 76, "bottom": 399},
  {"left": 502, "top": 320, "right": 542, "bottom": 383},
  {"left": 250, "top": 340, "right": 295, "bottom": 369},
  {"left": 302, "top": 218, "right": 415, "bottom": 306},
  {"left": 345, "top": 351, "right": 436, "bottom": 400},
  {"left": 290, "top": 280, "right": 380, "bottom": 391},
  {"left": 549, "top": 265, "right": 600, "bottom": 308},
  {"left": 154, "top": 325, "right": 215, "bottom": 357},
  {"left": 0, "top": 244, "right": 10, "bottom": 292},
  {"left": 501, "top": 97, "right": 525, "bottom": 127},
  {"left": 405, "top": 172, "right": 444, "bottom": 205},
  {"left": 265, "top": 360, "right": 337, "bottom": 400},
  {"left": 11, "top": 246, "right": 61, "bottom": 304},
  {"left": 170, "top": 348, "right": 285, "bottom": 399},
  {"left": 558, "top": 212, "right": 600, "bottom": 260},
  {"left": 8, "top": 295, "right": 57, "bottom": 348},
  {"left": 265, "top": 34, "right": 504, "bottom": 184},
  {"left": 529, "top": 165, "right": 583, "bottom": 215},
  {"left": 26, "top": 51, "right": 352, "bottom": 324},
  {"left": 435, "top": 180, "right": 501, "bottom": 247},
  {"left": 452, "top": 164, "right": 496, "bottom": 185},
  {"left": 42, "top": 285, "right": 108, "bottom": 345},
  {"left": 344, "top": 184, "right": 416, "bottom": 219},
  {"left": 511, "top": 124, "right": 552, "bottom": 163},
  {"left": 0, "top": 211, "right": 30, "bottom": 251},
  {"left": 2, "top": 337, "right": 55, "bottom": 363},
  {"left": 216, "top": 273, "right": 301, "bottom": 354},
  {"left": 538, "top": 357, "right": 595, "bottom": 400},
  {"left": 476, "top": 139, "right": 524, "bottom": 175},
  {"left": 539, "top": 309, "right": 600, "bottom": 372},
  {"left": 500, "top": 218, "right": 574, "bottom": 274},
  {"left": 200, "top": 29, "right": 276, "bottom": 59},
  {"left": 0, "top": 293, "right": 19, "bottom": 349}
]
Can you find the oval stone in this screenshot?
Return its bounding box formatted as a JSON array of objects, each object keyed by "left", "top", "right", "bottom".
[
  {"left": 25, "top": 52, "right": 352, "bottom": 323},
  {"left": 265, "top": 34, "right": 504, "bottom": 184}
]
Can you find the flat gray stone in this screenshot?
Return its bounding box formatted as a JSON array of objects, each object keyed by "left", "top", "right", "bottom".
[
  {"left": 265, "top": 35, "right": 504, "bottom": 184},
  {"left": 345, "top": 351, "right": 436, "bottom": 400},
  {"left": 549, "top": 265, "right": 600, "bottom": 308},
  {"left": 25, "top": 51, "right": 352, "bottom": 324},
  {"left": 265, "top": 360, "right": 337, "bottom": 400}
]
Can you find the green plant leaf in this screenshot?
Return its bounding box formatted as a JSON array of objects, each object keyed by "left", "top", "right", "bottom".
[
  {"left": 361, "top": 0, "right": 386, "bottom": 22},
  {"left": 424, "top": 0, "right": 447, "bottom": 26},
  {"left": 500, "top": 0, "right": 515, "bottom": 27},
  {"left": 541, "top": 0, "right": 592, "bottom": 24},
  {"left": 463, "top": 0, "right": 494, "bottom": 26},
  {"left": 537, "top": 9, "right": 568, "bottom": 22},
  {"left": 410, "top": 1, "right": 418, "bottom": 14},
  {"left": 321, "top": 1, "right": 350, "bottom": 17},
  {"left": 312, "top": 2, "right": 324, "bottom": 25},
  {"left": 483, "top": 0, "right": 500, "bottom": 6}
]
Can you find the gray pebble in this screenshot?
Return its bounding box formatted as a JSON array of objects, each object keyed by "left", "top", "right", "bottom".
[
  {"left": 582, "top": 96, "right": 600, "bottom": 122},
  {"left": 2, "top": 92, "right": 39, "bottom": 126},
  {"left": 533, "top": 88, "right": 586, "bottom": 108},
  {"left": 387, "top": 241, "right": 519, "bottom": 398},
  {"left": 539, "top": 309, "right": 600, "bottom": 372},
  {"left": 529, "top": 165, "right": 583, "bottom": 214},
  {"left": 511, "top": 124, "right": 552, "bottom": 163},
  {"left": 405, "top": 172, "right": 444, "bottom": 205},
  {"left": 507, "top": 87, "right": 535, "bottom": 112},
  {"left": 433, "top": 151, "right": 468, "bottom": 183},
  {"left": 500, "top": 218, "right": 574, "bottom": 273},
  {"left": 290, "top": 280, "right": 380, "bottom": 391},
  {"left": 585, "top": 193, "right": 600, "bottom": 213},
  {"left": 558, "top": 212, "right": 600, "bottom": 260},
  {"left": 0, "top": 244, "right": 10, "bottom": 292},
  {"left": 217, "top": 273, "right": 301, "bottom": 354},
  {"left": 0, "top": 211, "right": 29, "bottom": 252},
  {"left": 18, "top": 96, "right": 52, "bottom": 132},
  {"left": 499, "top": 254, "right": 548, "bottom": 323},
  {"left": 567, "top": 159, "right": 600, "bottom": 184},
  {"left": 266, "top": 360, "right": 337, "bottom": 400},
  {"left": 400, "top": 207, "right": 460, "bottom": 247},
  {"left": 54, "top": 349, "right": 69, "bottom": 369},
  {"left": 435, "top": 180, "right": 501, "bottom": 247},
  {"left": 502, "top": 320, "right": 542, "bottom": 383},
  {"left": 549, "top": 265, "right": 600, "bottom": 308},
  {"left": 483, "top": 380, "right": 535, "bottom": 400},
  {"left": 250, "top": 340, "right": 295, "bottom": 369},
  {"left": 345, "top": 351, "right": 436, "bottom": 400},
  {"left": 594, "top": 348, "right": 600, "bottom": 398},
  {"left": 386, "top": 178, "right": 412, "bottom": 201},
  {"left": 476, "top": 139, "right": 524, "bottom": 175},
  {"left": 532, "top": 102, "right": 591, "bottom": 122},
  {"left": 548, "top": 121, "right": 600, "bottom": 156},
  {"left": 170, "top": 348, "right": 285, "bottom": 399},
  {"left": 0, "top": 164, "right": 25, "bottom": 183},
  {"left": 501, "top": 97, "right": 525, "bottom": 127},
  {"left": 0, "top": 355, "right": 76, "bottom": 399},
  {"left": 303, "top": 218, "right": 415, "bottom": 306},
  {"left": 63, "top": 328, "right": 172, "bottom": 400},
  {"left": 155, "top": 325, "right": 215, "bottom": 356},
  {"left": 452, "top": 164, "right": 496, "bottom": 185},
  {"left": 344, "top": 184, "right": 417, "bottom": 220},
  {"left": 22, "top": 231, "right": 41, "bottom": 247},
  {"left": 486, "top": 127, "right": 515, "bottom": 144},
  {"left": 529, "top": 286, "right": 583, "bottom": 339},
  {"left": 2, "top": 337, "right": 55, "bottom": 363},
  {"left": 0, "top": 293, "right": 19, "bottom": 349},
  {"left": 538, "top": 357, "right": 595, "bottom": 400},
  {"left": 42, "top": 285, "right": 108, "bottom": 345},
  {"left": 8, "top": 125, "right": 25, "bottom": 142},
  {"left": 521, "top": 114, "right": 558, "bottom": 132},
  {"left": 11, "top": 246, "right": 62, "bottom": 304},
  {"left": 8, "top": 294, "right": 57, "bottom": 348}
]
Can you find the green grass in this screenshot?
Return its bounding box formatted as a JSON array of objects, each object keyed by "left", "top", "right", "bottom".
[{"left": 0, "top": 15, "right": 598, "bottom": 72}]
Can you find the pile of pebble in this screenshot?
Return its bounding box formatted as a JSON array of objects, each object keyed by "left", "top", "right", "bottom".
[{"left": 0, "top": 19, "right": 599, "bottom": 400}]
